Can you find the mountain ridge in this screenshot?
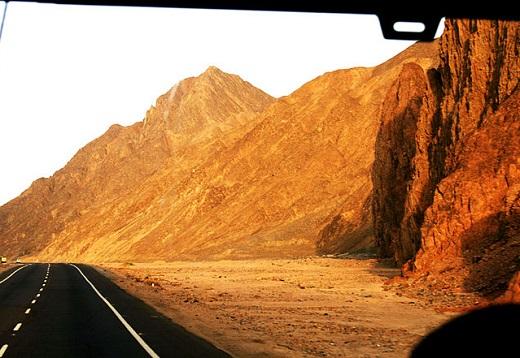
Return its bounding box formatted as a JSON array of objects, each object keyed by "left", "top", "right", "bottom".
[{"left": 0, "top": 40, "right": 438, "bottom": 262}]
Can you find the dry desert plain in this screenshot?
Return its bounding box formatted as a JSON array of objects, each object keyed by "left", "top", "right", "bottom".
[{"left": 97, "top": 257, "right": 484, "bottom": 357}]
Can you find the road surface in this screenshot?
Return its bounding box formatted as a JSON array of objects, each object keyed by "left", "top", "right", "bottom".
[{"left": 0, "top": 263, "right": 229, "bottom": 357}]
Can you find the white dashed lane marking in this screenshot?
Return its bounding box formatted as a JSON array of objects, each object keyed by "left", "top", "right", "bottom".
[
  {"left": 0, "top": 265, "right": 53, "bottom": 357},
  {"left": 0, "top": 344, "right": 8, "bottom": 357}
]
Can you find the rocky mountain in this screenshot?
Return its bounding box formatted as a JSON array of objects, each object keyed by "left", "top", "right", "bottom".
[
  {"left": 0, "top": 42, "right": 437, "bottom": 262},
  {"left": 0, "top": 67, "right": 274, "bottom": 259},
  {"left": 373, "top": 19, "right": 519, "bottom": 298}
]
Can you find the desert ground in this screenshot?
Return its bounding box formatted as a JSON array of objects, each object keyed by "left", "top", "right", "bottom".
[
  {"left": 0, "top": 264, "right": 17, "bottom": 275},
  {"left": 98, "top": 257, "right": 483, "bottom": 357}
]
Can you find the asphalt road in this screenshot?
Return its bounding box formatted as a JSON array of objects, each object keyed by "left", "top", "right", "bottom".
[{"left": 0, "top": 263, "right": 230, "bottom": 357}]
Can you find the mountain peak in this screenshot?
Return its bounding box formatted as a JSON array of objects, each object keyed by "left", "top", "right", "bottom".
[
  {"left": 145, "top": 66, "right": 274, "bottom": 134},
  {"left": 203, "top": 65, "right": 224, "bottom": 75},
  {"left": 197, "top": 66, "right": 234, "bottom": 83}
]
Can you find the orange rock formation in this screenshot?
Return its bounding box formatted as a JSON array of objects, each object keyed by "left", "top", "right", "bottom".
[{"left": 373, "top": 19, "right": 519, "bottom": 298}]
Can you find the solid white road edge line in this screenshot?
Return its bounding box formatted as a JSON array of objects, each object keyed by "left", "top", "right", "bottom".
[
  {"left": 0, "top": 265, "right": 30, "bottom": 285},
  {"left": 0, "top": 344, "right": 8, "bottom": 357},
  {"left": 70, "top": 264, "right": 160, "bottom": 358},
  {"left": 13, "top": 323, "right": 22, "bottom": 332}
]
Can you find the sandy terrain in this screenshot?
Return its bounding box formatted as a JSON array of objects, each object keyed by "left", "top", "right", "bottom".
[
  {"left": 0, "top": 264, "right": 13, "bottom": 274},
  {"left": 99, "top": 258, "right": 460, "bottom": 357},
  {"left": 0, "top": 264, "right": 18, "bottom": 275}
]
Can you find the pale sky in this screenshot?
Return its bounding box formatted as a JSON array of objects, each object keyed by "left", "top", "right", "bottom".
[{"left": 0, "top": 2, "right": 444, "bottom": 205}]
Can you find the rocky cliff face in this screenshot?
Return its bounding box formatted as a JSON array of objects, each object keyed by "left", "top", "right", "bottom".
[
  {"left": 372, "top": 63, "right": 441, "bottom": 263},
  {"left": 373, "top": 19, "right": 519, "bottom": 298},
  {"left": 315, "top": 42, "right": 439, "bottom": 255}
]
